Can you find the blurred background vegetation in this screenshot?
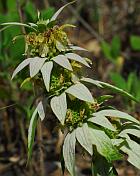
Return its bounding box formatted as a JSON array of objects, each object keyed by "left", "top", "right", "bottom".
[{"left": 0, "top": 0, "right": 140, "bottom": 175}]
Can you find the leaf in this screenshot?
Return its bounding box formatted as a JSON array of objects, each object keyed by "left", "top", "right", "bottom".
[
  {"left": 66, "top": 83, "right": 94, "bottom": 103},
  {"left": 11, "top": 58, "right": 32, "bottom": 79},
  {"left": 121, "top": 139, "right": 140, "bottom": 169},
  {"left": 41, "top": 61, "right": 53, "bottom": 92},
  {"left": 60, "top": 24, "right": 76, "bottom": 30},
  {"left": 63, "top": 131, "right": 76, "bottom": 176},
  {"left": 37, "top": 101, "right": 45, "bottom": 121},
  {"left": 93, "top": 110, "right": 140, "bottom": 125},
  {"left": 119, "top": 128, "right": 140, "bottom": 138},
  {"left": 88, "top": 126, "right": 122, "bottom": 161},
  {"left": 89, "top": 115, "right": 116, "bottom": 131},
  {"left": 50, "top": 1, "right": 75, "bottom": 21},
  {"left": 97, "top": 95, "right": 113, "bottom": 104},
  {"left": 76, "top": 123, "right": 93, "bottom": 155},
  {"left": 56, "top": 41, "right": 65, "bottom": 51},
  {"left": 20, "top": 77, "right": 31, "bottom": 88},
  {"left": 130, "top": 35, "right": 140, "bottom": 50},
  {"left": 50, "top": 93, "right": 67, "bottom": 125},
  {"left": 28, "top": 108, "right": 38, "bottom": 161},
  {"left": 52, "top": 55, "right": 73, "bottom": 71},
  {"left": 80, "top": 77, "right": 103, "bottom": 88},
  {"left": 68, "top": 45, "right": 88, "bottom": 51},
  {"left": 92, "top": 154, "right": 117, "bottom": 176},
  {"left": 29, "top": 57, "right": 46, "bottom": 77},
  {"left": 65, "top": 53, "right": 90, "bottom": 67},
  {"left": 98, "top": 81, "right": 138, "bottom": 102},
  {"left": 0, "top": 22, "right": 37, "bottom": 31},
  {"left": 111, "top": 35, "right": 121, "bottom": 58},
  {"left": 127, "top": 72, "right": 136, "bottom": 93},
  {"left": 28, "top": 101, "right": 45, "bottom": 161},
  {"left": 101, "top": 41, "right": 113, "bottom": 62},
  {"left": 110, "top": 72, "right": 126, "bottom": 90}
]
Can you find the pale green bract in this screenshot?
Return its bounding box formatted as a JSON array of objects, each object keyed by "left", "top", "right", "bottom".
[
  {"left": 66, "top": 83, "right": 94, "bottom": 103},
  {"left": 63, "top": 131, "right": 76, "bottom": 176},
  {"left": 50, "top": 93, "right": 67, "bottom": 125},
  {"left": 52, "top": 55, "right": 73, "bottom": 71},
  {"left": 41, "top": 61, "right": 53, "bottom": 92}
]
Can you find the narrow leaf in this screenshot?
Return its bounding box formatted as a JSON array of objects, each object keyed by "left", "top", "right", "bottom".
[
  {"left": 66, "top": 83, "right": 94, "bottom": 103},
  {"left": 0, "top": 22, "right": 37, "bottom": 31},
  {"left": 12, "top": 58, "right": 32, "bottom": 79},
  {"left": 89, "top": 115, "right": 116, "bottom": 131},
  {"left": 69, "top": 45, "right": 88, "bottom": 51},
  {"left": 28, "top": 108, "right": 38, "bottom": 161},
  {"left": 50, "top": 1, "right": 75, "bottom": 21},
  {"left": 93, "top": 110, "right": 140, "bottom": 125},
  {"left": 52, "top": 55, "right": 73, "bottom": 71},
  {"left": 76, "top": 123, "right": 93, "bottom": 155},
  {"left": 20, "top": 77, "right": 31, "bottom": 88},
  {"left": 63, "top": 131, "right": 76, "bottom": 176},
  {"left": 37, "top": 101, "right": 45, "bottom": 121},
  {"left": 119, "top": 128, "right": 140, "bottom": 138},
  {"left": 41, "top": 61, "right": 53, "bottom": 92},
  {"left": 81, "top": 77, "right": 103, "bottom": 88},
  {"left": 50, "top": 93, "right": 67, "bottom": 124},
  {"left": 98, "top": 81, "right": 138, "bottom": 102},
  {"left": 65, "top": 53, "right": 90, "bottom": 67},
  {"left": 29, "top": 57, "right": 46, "bottom": 77}
]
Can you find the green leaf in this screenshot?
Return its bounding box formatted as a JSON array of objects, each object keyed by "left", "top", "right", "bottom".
[
  {"left": 50, "top": 1, "right": 75, "bottom": 21},
  {"left": 98, "top": 81, "right": 138, "bottom": 102},
  {"left": 41, "top": 7, "right": 55, "bottom": 20},
  {"left": 121, "top": 139, "right": 140, "bottom": 169},
  {"left": 37, "top": 101, "right": 45, "bottom": 121},
  {"left": 76, "top": 123, "right": 93, "bottom": 155},
  {"left": 111, "top": 35, "right": 121, "bottom": 58},
  {"left": 65, "top": 53, "right": 90, "bottom": 67},
  {"left": 20, "top": 77, "right": 31, "bottom": 88},
  {"left": 41, "top": 61, "right": 53, "bottom": 92},
  {"left": 110, "top": 72, "right": 126, "bottom": 90},
  {"left": 130, "top": 35, "right": 140, "bottom": 50},
  {"left": 52, "top": 55, "right": 73, "bottom": 71},
  {"left": 50, "top": 93, "right": 67, "bottom": 125},
  {"left": 66, "top": 83, "right": 94, "bottom": 103},
  {"left": 93, "top": 110, "right": 140, "bottom": 125},
  {"left": 24, "top": 1, "right": 37, "bottom": 22},
  {"left": 88, "top": 126, "right": 122, "bottom": 161},
  {"left": 101, "top": 41, "right": 113, "bottom": 62},
  {"left": 11, "top": 58, "right": 32, "bottom": 79},
  {"left": 29, "top": 57, "right": 46, "bottom": 77},
  {"left": 80, "top": 77, "right": 103, "bottom": 88},
  {"left": 63, "top": 131, "right": 76, "bottom": 176},
  {"left": 127, "top": 73, "right": 135, "bottom": 92},
  {"left": 28, "top": 108, "right": 38, "bottom": 161},
  {"left": 0, "top": 22, "right": 37, "bottom": 32},
  {"left": 89, "top": 115, "right": 116, "bottom": 131},
  {"left": 92, "top": 154, "right": 117, "bottom": 176},
  {"left": 97, "top": 95, "right": 113, "bottom": 104}
]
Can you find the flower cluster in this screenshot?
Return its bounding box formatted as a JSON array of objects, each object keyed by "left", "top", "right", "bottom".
[{"left": 25, "top": 25, "right": 69, "bottom": 58}]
